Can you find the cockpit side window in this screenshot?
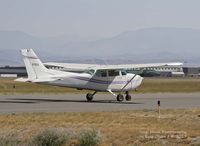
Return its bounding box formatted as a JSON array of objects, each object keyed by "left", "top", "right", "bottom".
[
  {"left": 108, "top": 70, "right": 119, "bottom": 77},
  {"left": 95, "top": 70, "right": 107, "bottom": 77}
]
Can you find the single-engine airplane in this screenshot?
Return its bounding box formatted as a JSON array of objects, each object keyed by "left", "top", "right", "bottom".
[{"left": 15, "top": 49, "right": 182, "bottom": 102}]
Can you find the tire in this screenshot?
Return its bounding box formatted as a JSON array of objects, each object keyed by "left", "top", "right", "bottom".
[
  {"left": 117, "top": 94, "right": 124, "bottom": 102},
  {"left": 86, "top": 93, "right": 93, "bottom": 101},
  {"left": 125, "top": 94, "right": 131, "bottom": 101}
]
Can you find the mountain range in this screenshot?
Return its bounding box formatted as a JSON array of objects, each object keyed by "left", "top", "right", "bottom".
[{"left": 0, "top": 27, "right": 200, "bottom": 66}]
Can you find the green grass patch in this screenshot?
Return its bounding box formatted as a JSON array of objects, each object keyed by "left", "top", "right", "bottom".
[
  {"left": 0, "top": 77, "right": 200, "bottom": 94},
  {"left": 138, "top": 78, "right": 200, "bottom": 93}
]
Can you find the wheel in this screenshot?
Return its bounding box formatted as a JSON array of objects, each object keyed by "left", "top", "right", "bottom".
[
  {"left": 86, "top": 93, "right": 93, "bottom": 101},
  {"left": 117, "top": 94, "right": 124, "bottom": 102},
  {"left": 125, "top": 94, "right": 131, "bottom": 101}
]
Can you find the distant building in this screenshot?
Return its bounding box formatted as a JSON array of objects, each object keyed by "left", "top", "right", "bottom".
[
  {"left": 0, "top": 66, "right": 27, "bottom": 77},
  {"left": 128, "top": 65, "right": 184, "bottom": 77},
  {"left": 183, "top": 67, "right": 200, "bottom": 77},
  {"left": 1, "top": 64, "right": 200, "bottom": 78},
  {"left": 150, "top": 66, "right": 184, "bottom": 77}
]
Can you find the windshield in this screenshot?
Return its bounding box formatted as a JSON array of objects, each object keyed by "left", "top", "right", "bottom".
[
  {"left": 121, "top": 70, "right": 127, "bottom": 75},
  {"left": 84, "top": 69, "right": 95, "bottom": 75}
]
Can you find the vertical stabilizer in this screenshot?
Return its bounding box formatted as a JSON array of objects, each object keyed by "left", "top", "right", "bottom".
[{"left": 21, "top": 49, "right": 50, "bottom": 80}]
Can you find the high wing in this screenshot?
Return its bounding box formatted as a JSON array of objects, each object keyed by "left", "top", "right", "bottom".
[
  {"left": 90, "top": 62, "right": 183, "bottom": 70},
  {"left": 44, "top": 62, "right": 96, "bottom": 71},
  {"left": 44, "top": 62, "right": 183, "bottom": 71}
]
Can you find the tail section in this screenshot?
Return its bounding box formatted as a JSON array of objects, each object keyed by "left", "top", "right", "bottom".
[{"left": 21, "top": 49, "right": 50, "bottom": 80}]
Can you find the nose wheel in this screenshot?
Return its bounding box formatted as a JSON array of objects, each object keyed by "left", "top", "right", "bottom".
[
  {"left": 117, "top": 94, "right": 124, "bottom": 102},
  {"left": 125, "top": 91, "right": 131, "bottom": 101},
  {"left": 116, "top": 92, "right": 131, "bottom": 102}
]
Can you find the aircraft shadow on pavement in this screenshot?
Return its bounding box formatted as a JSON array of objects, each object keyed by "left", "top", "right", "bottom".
[
  {"left": 7, "top": 98, "right": 143, "bottom": 105},
  {"left": 0, "top": 100, "right": 38, "bottom": 104}
]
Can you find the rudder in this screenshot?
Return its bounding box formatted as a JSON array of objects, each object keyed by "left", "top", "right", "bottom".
[{"left": 21, "top": 49, "right": 50, "bottom": 80}]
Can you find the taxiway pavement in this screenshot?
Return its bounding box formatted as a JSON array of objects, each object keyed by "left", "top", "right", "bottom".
[{"left": 0, "top": 93, "right": 200, "bottom": 113}]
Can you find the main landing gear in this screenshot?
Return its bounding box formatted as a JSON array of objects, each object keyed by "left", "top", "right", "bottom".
[
  {"left": 86, "top": 91, "right": 97, "bottom": 102},
  {"left": 116, "top": 91, "right": 131, "bottom": 102}
]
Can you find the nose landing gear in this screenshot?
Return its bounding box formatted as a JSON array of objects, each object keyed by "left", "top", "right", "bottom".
[
  {"left": 117, "top": 94, "right": 124, "bottom": 102},
  {"left": 125, "top": 91, "right": 131, "bottom": 101},
  {"left": 116, "top": 91, "right": 131, "bottom": 102}
]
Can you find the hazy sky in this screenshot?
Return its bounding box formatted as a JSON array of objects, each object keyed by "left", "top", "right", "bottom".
[{"left": 0, "top": 0, "right": 200, "bottom": 37}]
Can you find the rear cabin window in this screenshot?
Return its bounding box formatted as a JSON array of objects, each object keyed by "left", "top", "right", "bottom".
[
  {"left": 108, "top": 70, "right": 119, "bottom": 77},
  {"left": 101, "top": 71, "right": 107, "bottom": 77}
]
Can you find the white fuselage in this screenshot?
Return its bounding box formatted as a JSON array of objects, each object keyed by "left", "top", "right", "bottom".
[
  {"left": 41, "top": 71, "right": 143, "bottom": 92},
  {"left": 17, "top": 49, "right": 144, "bottom": 93}
]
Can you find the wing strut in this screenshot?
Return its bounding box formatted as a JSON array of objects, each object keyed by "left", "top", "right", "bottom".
[{"left": 120, "top": 74, "right": 137, "bottom": 92}]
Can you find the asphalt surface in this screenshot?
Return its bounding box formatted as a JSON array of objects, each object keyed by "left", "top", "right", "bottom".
[{"left": 0, "top": 93, "right": 200, "bottom": 113}]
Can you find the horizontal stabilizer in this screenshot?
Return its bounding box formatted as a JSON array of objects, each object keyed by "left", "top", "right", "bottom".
[
  {"left": 15, "top": 77, "right": 62, "bottom": 83},
  {"left": 32, "top": 78, "right": 62, "bottom": 83},
  {"left": 15, "top": 78, "right": 30, "bottom": 82}
]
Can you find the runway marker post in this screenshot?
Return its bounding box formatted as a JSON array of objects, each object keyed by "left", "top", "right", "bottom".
[{"left": 157, "top": 100, "right": 161, "bottom": 118}]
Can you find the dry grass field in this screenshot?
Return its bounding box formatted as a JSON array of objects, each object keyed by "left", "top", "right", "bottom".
[
  {"left": 0, "top": 77, "right": 200, "bottom": 94},
  {"left": 1, "top": 78, "right": 200, "bottom": 145},
  {"left": 0, "top": 109, "right": 200, "bottom": 146},
  {"left": 139, "top": 78, "right": 200, "bottom": 93}
]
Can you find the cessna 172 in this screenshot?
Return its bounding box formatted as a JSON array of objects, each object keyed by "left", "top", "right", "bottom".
[{"left": 16, "top": 49, "right": 183, "bottom": 102}]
